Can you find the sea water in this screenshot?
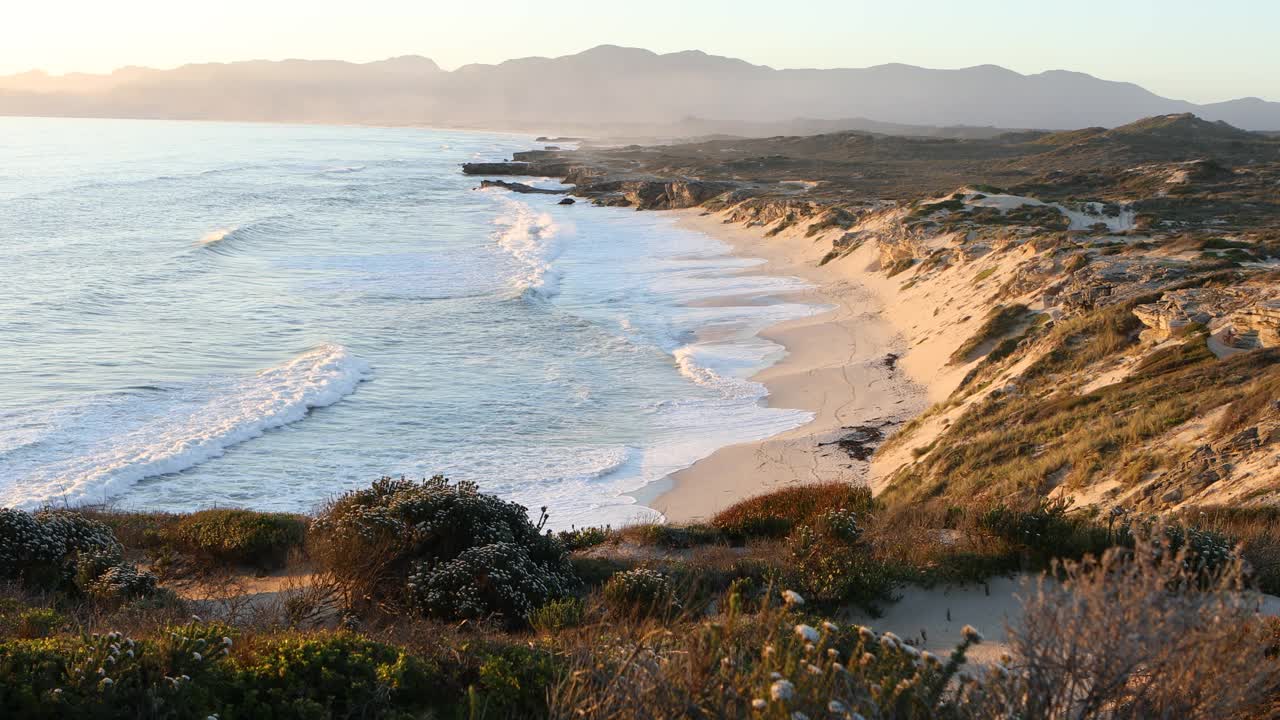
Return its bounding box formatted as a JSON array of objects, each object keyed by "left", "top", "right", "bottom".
[{"left": 0, "top": 117, "right": 821, "bottom": 527}]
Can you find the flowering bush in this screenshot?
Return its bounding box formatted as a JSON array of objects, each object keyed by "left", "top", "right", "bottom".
[
  {"left": 0, "top": 509, "right": 159, "bottom": 601},
  {"left": 0, "top": 621, "right": 235, "bottom": 719},
  {"left": 311, "top": 476, "right": 575, "bottom": 625},
  {"left": 601, "top": 569, "right": 679, "bottom": 619},
  {"left": 815, "top": 508, "right": 863, "bottom": 544},
  {"left": 409, "top": 542, "right": 575, "bottom": 626}
]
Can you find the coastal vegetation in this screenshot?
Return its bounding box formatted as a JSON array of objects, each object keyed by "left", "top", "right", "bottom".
[
  {"left": 3, "top": 480, "right": 1279, "bottom": 718},
  {"left": 5, "top": 112, "right": 1280, "bottom": 717}
]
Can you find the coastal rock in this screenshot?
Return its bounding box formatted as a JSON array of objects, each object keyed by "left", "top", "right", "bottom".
[
  {"left": 461, "top": 159, "right": 575, "bottom": 176},
  {"left": 579, "top": 179, "right": 738, "bottom": 210},
  {"left": 1134, "top": 287, "right": 1280, "bottom": 346},
  {"left": 478, "top": 179, "right": 564, "bottom": 194},
  {"left": 558, "top": 197, "right": 576, "bottom": 205}
]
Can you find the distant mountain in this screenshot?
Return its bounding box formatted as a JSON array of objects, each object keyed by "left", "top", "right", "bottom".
[{"left": 2, "top": 45, "right": 1277, "bottom": 133}]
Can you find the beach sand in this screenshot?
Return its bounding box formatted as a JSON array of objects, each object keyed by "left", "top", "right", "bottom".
[{"left": 648, "top": 210, "right": 936, "bottom": 522}]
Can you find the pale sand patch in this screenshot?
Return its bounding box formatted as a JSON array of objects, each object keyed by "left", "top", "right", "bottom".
[
  {"left": 845, "top": 575, "right": 1280, "bottom": 667},
  {"left": 648, "top": 211, "right": 929, "bottom": 522},
  {"left": 844, "top": 575, "right": 1033, "bottom": 665}
]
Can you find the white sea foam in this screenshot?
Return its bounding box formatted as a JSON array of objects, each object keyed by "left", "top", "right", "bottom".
[
  {"left": 0, "top": 344, "right": 369, "bottom": 509},
  {"left": 491, "top": 196, "right": 567, "bottom": 298}
]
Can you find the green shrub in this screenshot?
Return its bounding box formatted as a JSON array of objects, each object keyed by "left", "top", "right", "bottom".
[
  {"left": 978, "top": 501, "right": 1118, "bottom": 563},
  {"left": 171, "top": 509, "right": 306, "bottom": 570},
  {"left": 529, "top": 598, "right": 585, "bottom": 633},
  {"left": 233, "top": 632, "right": 437, "bottom": 718},
  {"left": 311, "top": 476, "right": 575, "bottom": 625},
  {"left": 602, "top": 569, "right": 678, "bottom": 619},
  {"left": 787, "top": 525, "right": 896, "bottom": 613},
  {"left": 557, "top": 525, "right": 611, "bottom": 551},
  {"left": 471, "top": 643, "right": 559, "bottom": 717}
]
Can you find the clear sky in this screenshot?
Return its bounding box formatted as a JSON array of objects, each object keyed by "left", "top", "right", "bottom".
[{"left": 3, "top": 0, "right": 1276, "bottom": 103}]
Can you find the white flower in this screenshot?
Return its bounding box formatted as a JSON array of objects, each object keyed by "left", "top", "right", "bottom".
[
  {"left": 827, "top": 648, "right": 840, "bottom": 659},
  {"left": 832, "top": 662, "right": 846, "bottom": 673},
  {"left": 852, "top": 714, "right": 867, "bottom": 720},
  {"left": 763, "top": 644, "right": 776, "bottom": 656},
  {"left": 101, "top": 678, "right": 114, "bottom": 687},
  {"left": 770, "top": 671, "right": 783, "bottom": 680},
  {"left": 806, "top": 663, "right": 822, "bottom": 675},
  {"left": 962, "top": 625, "right": 984, "bottom": 643},
  {"left": 822, "top": 620, "right": 839, "bottom": 632},
  {"left": 828, "top": 700, "right": 849, "bottom": 714},
  {"left": 921, "top": 651, "right": 939, "bottom": 665},
  {"left": 752, "top": 698, "right": 767, "bottom": 710},
  {"left": 222, "top": 636, "right": 233, "bottom": 647},
  {"left": 901, "top": 643, "right": 921, "bottom": 658},
  {"left": 856, "top": 626, "right": 875, "bottom": 642},
  {"left": 791, "top": 713, "right": 810, "bottom": 720},
  {"left": 192, "top": 652, "right": 203, "bottom": 661},
  {"left": 782, "top": 590, "right": 805, "bottom": 606},
  {"left": 770, "top": 679, "right": 796, "bottom": 701},
  {"left": 795, "top": 624, "right": 820, "bottom": 643}
]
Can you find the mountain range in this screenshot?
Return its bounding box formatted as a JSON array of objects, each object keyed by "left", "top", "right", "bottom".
[{"left": 3, "top": 45, "right": 1278, "bottom": 134}]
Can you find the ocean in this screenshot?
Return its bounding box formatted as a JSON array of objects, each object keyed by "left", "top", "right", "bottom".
[{"left": 0, "top": 117, "right": 820, "bottom": 528}]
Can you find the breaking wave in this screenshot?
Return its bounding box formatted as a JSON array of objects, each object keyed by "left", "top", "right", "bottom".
[{"left": 0, "top": 344, "right": 370, "bottom": 509}]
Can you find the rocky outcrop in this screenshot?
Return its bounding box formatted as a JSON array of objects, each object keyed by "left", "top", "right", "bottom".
[
  {"left": 461, "top": 160, "right": 576, "bottom": 176},
  {"left": 578, "top": 179, "right": 739, "bottom": 210},
  {"left": 1225, "top": 298, "right": 1280, "bottom": 349},
  {"left": 478, "top": 180, "right": 564, "bottom": 194},
  {"left": 1135, "top": 288, "right": 1280, "bottom": 346}
]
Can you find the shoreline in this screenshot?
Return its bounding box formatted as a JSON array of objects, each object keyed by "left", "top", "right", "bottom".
[{"left": 645, "top": 209, "right": 930, "bottom": 523}]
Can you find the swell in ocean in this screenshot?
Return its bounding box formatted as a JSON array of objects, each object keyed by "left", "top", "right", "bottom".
[
  {"left": 0, "top": 119, "right": 821, "bottom": 527},
  {"left": 0, "top": 344, "right": 369, "bottom": 509}
]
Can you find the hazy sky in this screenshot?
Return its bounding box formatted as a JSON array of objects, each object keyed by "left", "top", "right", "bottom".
[{"left": 3, "top": 0, "right": 1276, "bottom": 103}]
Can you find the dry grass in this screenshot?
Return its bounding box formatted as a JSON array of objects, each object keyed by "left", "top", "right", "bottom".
[
  {"left": 978, "top": 531, "right": 1280, "bottom": 719},
  {"left": 711, "top": 483, "right": 874, "bottom": 540},
  {"left": 885, "top": 340, "right": 1277, "bottom": 506},
  {"left": 949, "top": 304, "right": 1032, "bottom": 365}
]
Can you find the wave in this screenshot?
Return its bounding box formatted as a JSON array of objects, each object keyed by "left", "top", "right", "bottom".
[
  {"left": 198, "top": 227, "right": 237, "bottom": 247},
  {"left": 0, "top": 344, "right": 370, "bottom": 509},
  {"left": 491, "top": 197, "right": 565, "bottom": 298},
  {"left": 672, "top": 342, "right": 771, "bottom": 402},
  {"left": 194, "top": 219, "right": 287, "bottom": 255}
]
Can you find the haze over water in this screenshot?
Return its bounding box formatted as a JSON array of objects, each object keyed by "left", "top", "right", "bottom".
[{"left": 0, "top": 117, "right": 819, "bottom": 527}]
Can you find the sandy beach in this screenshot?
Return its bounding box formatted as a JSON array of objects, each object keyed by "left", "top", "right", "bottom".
[{"left": 648, "top": 209, "right": 933, "bottom": 522}]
